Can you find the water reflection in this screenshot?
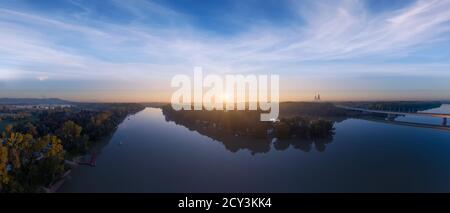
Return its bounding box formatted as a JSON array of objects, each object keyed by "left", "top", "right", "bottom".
[
  {"left": 161, "top": 104, "right": 450, "bottom": 154},
  {"left": 274, "top": 135, "right": 333, "bottom": 152},
  {"left": 59, "top": 106, "right": 450, "bottom": 193},
  {"left": 162, "top": 109, "right": 335, "bottom": 154}
]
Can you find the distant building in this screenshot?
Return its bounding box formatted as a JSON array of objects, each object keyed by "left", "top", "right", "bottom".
[{"left": 314, "top": 93, "right": 321, "bottom": 101}]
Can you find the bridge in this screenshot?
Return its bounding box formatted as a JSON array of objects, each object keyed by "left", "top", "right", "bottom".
[
  {"left": 361, "top": 117, "right": 450, "bottom": 131},
  {"left": 335, "top": 105, "right": 449, "bottom": 126}
]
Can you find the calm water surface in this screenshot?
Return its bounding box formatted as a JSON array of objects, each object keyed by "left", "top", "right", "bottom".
[{"left": 60, "top": 105, "right": 450, "bottom": 192}]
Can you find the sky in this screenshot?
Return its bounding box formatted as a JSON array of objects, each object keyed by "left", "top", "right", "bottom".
[{"left": 1, "top": 0, "right": 450, "bottom": 102}]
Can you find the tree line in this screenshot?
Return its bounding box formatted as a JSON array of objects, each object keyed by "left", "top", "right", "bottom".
[
  {"left": 162, "top": 104, "right": 335, "bottom": 142},
  {"left": 0, "top": 103, "right": 144, "bottom": 192}
]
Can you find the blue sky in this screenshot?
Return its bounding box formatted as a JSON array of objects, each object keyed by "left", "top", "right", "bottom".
[{"left": 1, "top": 0, "right": 450, "bottom": 101}]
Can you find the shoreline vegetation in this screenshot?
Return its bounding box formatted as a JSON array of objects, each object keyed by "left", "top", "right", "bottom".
[
  {"left": 162, "top": 103, "right": 337, "bottom": 140},
  {"left": 161, "top": 101, "right": 443, "bottom": 154},
  {"left": 0, "top": 99, "right": 443, "bottom": 192},
  {"left": 0, "top": 103, "right": 144, "bottom": 192},
  {"left": 337, "top": 101, "right": 442, "bottom": 112},
  {"left": 161, "top": 103, "right": 338, "bottom": 154}
]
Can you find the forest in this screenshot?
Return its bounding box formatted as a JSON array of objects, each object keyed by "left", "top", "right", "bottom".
[
  {"left": 0, "top": 103, "right": 144, "bottom": 192},
  {"left": 162, "top": 103, "right": 336, "bottom": 142}
]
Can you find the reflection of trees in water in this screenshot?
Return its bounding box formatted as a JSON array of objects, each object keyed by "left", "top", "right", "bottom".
[
  {"left": 273, "top": 135, "right": 333, "bottom": 152},
  {"left": 164, "top": 114, "right": 272, "bottom": 155},
  {"left": 162, "top": 107, "right": 335, "bottom": 154},
  {"left": 210, "top": 135, "right": 271, "bottom": 155},
  {"left": 209, "top": 134, "right": 334, "bottom": 154},
  {"left": 180, "top": 120, "right": 334, "bottom": 154},
  {"left": 161, "top": 101, "right": 442, "bottom": 154}
]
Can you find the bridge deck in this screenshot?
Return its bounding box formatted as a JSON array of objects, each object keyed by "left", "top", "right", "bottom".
[
  {"left": 362, "top": 118, "right": 450, "bottom": 131},
  {"left": 336, "top": 105, "right": 450, "bottom": 118}
]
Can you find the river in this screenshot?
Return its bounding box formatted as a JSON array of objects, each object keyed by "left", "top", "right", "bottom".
[{"left": 59, "top": 105, "right": 450, "bottom": 192}]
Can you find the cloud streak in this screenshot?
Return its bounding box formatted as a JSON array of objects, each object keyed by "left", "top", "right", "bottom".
[{"left": 1, "top": 0, "right": 450, "bottom": 101}]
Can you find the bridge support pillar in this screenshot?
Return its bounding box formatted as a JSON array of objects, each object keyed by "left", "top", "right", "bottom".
[{"left": 443, "top": 118, "right": 447, "bottom": 126}]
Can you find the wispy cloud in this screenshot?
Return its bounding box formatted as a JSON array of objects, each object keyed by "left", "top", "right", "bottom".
[
  {"left": 0, "top": 0, "right": 450, "bottom": 99},
  {"left": 37, "top": 75, "right": 49, "bottom": 81},
  {"left": 283, "top": 0, "right": 450, "bottom": 60}
]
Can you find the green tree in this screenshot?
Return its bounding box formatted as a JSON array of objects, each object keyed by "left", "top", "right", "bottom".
[
  {"left": 57, "top": 120, "right": 85, "bottom": 151},
  {"left": 274, "top": 122, "right": 291, "bottom": 139}
]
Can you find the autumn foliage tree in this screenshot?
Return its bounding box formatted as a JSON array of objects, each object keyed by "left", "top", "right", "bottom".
[{"left": 0, "top": 131, "right": 65, "bottom": 192}]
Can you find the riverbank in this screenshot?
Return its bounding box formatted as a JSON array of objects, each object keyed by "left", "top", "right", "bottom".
[
  {"left": 47, "top": 117, "right": 138, "bottom": 193},
  {"left": 58, "top": 106, "right": 450, "bottom": 193},
  {"left": 56, "top": 105, "right": 146, "bottom": 193}
]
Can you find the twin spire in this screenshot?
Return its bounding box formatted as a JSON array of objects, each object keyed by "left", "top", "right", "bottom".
[{"left": 314, "top": 93, "right": 321, "bottom": 101}]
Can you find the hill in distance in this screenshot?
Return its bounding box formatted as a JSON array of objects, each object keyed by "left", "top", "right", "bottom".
[{"left": 0, "top": 98, "right": 74, "bottom": 105}]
